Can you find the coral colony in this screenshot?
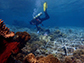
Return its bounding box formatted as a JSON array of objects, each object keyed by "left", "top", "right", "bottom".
[
  {"left": 0, "top": 19, "right": 31, "bottom": 63},
  {"left": 0, "top": 19, "right": 19, "bottom": 63},
  {"left": 0, "top": 19, "right": 84, "bottom": 63},
  {"left": 0, "top": 19, "right": 15, "bottom": 38}
]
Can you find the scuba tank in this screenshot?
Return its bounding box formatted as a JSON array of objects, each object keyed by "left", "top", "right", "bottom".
[{"left": 33, "top": 12, "right": 42, "bottom": 19}]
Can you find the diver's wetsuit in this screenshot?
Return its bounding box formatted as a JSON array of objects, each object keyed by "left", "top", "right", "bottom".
[{"left": 30, "top": 11, "right": 50, "bottom": 30}]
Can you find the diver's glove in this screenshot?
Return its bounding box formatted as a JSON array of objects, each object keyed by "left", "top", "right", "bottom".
[{"left": 33, "top": 12, "right": 42, "bottom": 19}]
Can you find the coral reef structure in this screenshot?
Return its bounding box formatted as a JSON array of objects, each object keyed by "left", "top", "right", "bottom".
[
  {"left": 28, "top": 33, "right": 39, "bottom": 43},
  {"left": 23, "top": 53, "right": 60, "bottom": 63},
  {"left": 0, "top": 19, "right": 31, "bottom": 63},
  {"left": 0, "top": 19, "right": 19, "bottom": 63},
  {"left": 0, "top": 19, "right": 15, "bottom": 38},
  {"left": 14, "top": 31, "right": 30, "bottom": 43},
  {"left": 60, "top": 49, "right": 84, "bottom": 63},
  {"left": 50, "top": 29, "right": 67, "bottom": 41},
  {"left": 1, "top": 19, "right": 84, "bottom": 63},
  {"left": 22, "top": 40, "right": 46, "bottom": 54},
  {"left": 39, "top": 35, "right": 51, "bottom": 42}
]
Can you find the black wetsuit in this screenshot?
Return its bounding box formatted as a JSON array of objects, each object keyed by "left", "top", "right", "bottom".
[{"left": 30, "top": 12, "right": 50, "bottom": 30}]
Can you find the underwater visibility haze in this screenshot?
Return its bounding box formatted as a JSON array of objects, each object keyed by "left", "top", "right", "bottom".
[{"left": 0, "top": 0, "right": 84, "bottom": 27}]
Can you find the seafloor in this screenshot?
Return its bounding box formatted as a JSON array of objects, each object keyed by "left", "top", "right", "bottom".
[{"left": 7, "top": 24, "right": 84, "bottom": 62}]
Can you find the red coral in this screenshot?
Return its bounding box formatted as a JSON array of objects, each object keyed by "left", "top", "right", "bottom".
[
  {"left": 0, "top": 19, "right": 15, "bottom": 38},
  {"left": 0, "top": 19, "right": 19, "bottom": 63},
  {"left": 0, "top": 19, "right": 31, "bottom": 63},
  {"left": 0, "top": 40, "right": 20, "bottom": 63}
]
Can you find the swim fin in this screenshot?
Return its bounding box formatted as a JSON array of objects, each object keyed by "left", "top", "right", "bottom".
[{"left": 43, "top": 2, "right": 47, "bottom": 12}]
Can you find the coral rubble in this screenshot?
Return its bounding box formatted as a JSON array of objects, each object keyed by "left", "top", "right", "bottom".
[
  {"left": 60, "top": 49, "right": 84, "bottom": 63},
  {"left": 49, "top": 29, "right": 67, "bottom": 41},
  {"left": 28, "top": 33, "right": 39, "bottom": 43},
  {"left": 39, "top": 35, "right": 51, "bottom": 42}
]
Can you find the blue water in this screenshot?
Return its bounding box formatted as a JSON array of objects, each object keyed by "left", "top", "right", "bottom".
[{"left": 0, "top": 0, "right": 84, "bottom": 28}]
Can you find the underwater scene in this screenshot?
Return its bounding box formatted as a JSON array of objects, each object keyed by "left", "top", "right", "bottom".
[{"left": 0, "top": 0, "right": 84, "bottom": 63}]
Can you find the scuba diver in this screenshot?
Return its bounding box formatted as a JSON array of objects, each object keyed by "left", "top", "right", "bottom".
[{"left": 30, "top": 2, "right": 50, "bottom": 31}]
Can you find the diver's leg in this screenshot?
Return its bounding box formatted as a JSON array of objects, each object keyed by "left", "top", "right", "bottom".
[
  {"left": 40, "top": 2, "right": 50, "bottom": 21},
  {"left": 40, "top": 11, "right": 50, "bottom": 21},
  {"left": 45, "top": 11, "right": 50, "bottom": 19}
]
